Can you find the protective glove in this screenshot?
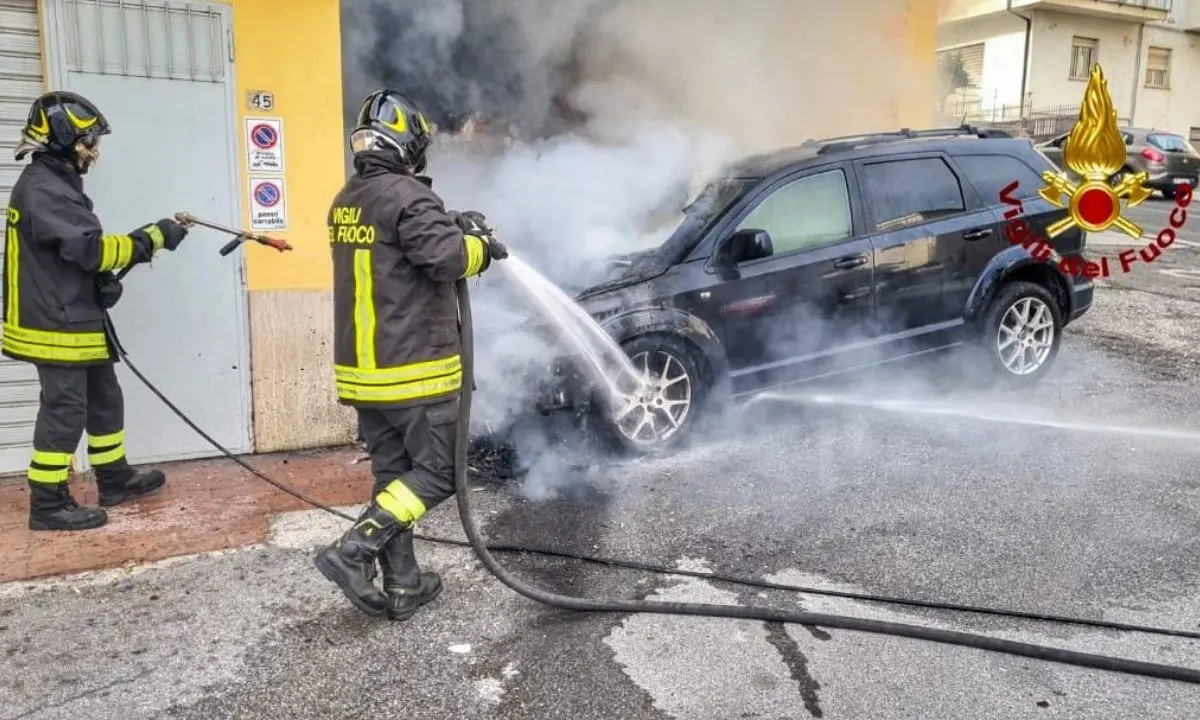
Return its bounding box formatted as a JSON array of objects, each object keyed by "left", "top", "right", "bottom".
[
  {"left": 130, "top": 218, "right": 188, "bottom": 257},
  {"left": 452, "top": 210, "right": 491, "bottom": 237},
  {"left": 453, "top": 210, "right": 508, "bottom": 271},
  {"left": 94, "top": 272, "right": 123, "bottom": 309},
  {"left": 156, "top": 218, "right": 189, "bottom": 251}
]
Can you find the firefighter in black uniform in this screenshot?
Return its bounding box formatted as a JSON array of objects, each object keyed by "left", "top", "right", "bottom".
[
  {"left": 314, "top": 89, "right": 507, "bottom": 620},
  {"left": 3, "top": 91, "right": 189, "bottom": 531}
]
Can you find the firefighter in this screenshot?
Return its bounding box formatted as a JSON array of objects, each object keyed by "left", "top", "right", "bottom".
[
  {"left": 3, "top": 91, "right": 189, "bottom": 531},
  {"left": 314, "top": 89, "right": 508, "bottom": 620}
]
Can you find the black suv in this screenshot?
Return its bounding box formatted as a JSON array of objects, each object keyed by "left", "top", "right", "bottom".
[{"left": 502, "top": 126, "right": 1094, "bottom": 455}]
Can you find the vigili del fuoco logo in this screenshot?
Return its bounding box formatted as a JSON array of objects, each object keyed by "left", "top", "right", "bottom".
[{"left": 1000, "top": 63, "right": 1192, "bottom": 278}]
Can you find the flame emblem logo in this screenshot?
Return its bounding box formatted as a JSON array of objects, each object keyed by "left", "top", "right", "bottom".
[{"left": 1039, "top": 63, "right": 1151, "bottom": 239}]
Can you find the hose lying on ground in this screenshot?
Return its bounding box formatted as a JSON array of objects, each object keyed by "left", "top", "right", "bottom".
[
  {"left": 450, "top": 277, "right": 1200, "bottom": 685},
  {"left": 101, "top": 286, "right": 1200, "bottom": 686}
]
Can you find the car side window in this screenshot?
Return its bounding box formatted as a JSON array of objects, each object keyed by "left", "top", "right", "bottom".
[
  {"left": 860, "top": 157, "right": 966, "bottom": 232},
  {"left": 954, "top": 154, "right": 1046, "bottom": 205},
  {"left": 734, "top": 169, "right": 852, "bottom": 256}
]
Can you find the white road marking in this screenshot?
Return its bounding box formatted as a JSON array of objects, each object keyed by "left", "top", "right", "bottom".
[
  {"left": 1159, "top": 268, "right": 1200, "bottom": 279},
  {"left": 1086, "top": 231, "right": 1200, "bottom": 249}
]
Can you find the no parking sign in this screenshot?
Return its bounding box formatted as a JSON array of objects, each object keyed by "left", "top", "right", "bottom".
[
  {"left": 244, "top": 117, "right": 285, "bottom": 172},
  {"left": 248, "top": 177, "right": 287, "bottom": 230}
]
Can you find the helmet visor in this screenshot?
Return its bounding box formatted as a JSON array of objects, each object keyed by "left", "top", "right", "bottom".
[{"left": 350, "top": 128, "right": 402, "bottom": 154}]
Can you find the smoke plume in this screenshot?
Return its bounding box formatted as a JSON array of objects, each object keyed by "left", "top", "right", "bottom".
[{"left": 339, "top": 0, "right": 933, "bottom": 495}]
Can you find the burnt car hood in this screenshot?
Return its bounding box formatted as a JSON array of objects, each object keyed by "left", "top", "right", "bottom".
[
  {"left": 573, "top": 248, "right": 670, "bottom": 302},
  {"left": 472, "top": 247, "right": 667, "bottom": 336}
]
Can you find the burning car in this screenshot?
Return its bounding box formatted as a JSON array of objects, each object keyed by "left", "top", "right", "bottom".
[{"left": 477, "top": 125, "right": 1095, "bottom": 459}]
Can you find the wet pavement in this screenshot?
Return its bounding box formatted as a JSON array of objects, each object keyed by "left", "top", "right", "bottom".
[{"left": 2, "top": 199, "right": 1200, "bottom": 719}]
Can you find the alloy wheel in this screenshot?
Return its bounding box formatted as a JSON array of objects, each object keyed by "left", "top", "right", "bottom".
[
  {"left": 996, "top": 297, "right": 1055, "bottom": 375},
  {"left": 610, "top": 349, "right": 693, "bottom": 446}
]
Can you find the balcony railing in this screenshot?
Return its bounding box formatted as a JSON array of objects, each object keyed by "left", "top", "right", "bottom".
[
  {"left": 1092, "top": 0, "right": 1172, "bottom": 9},
  {"left": 940, "top": 0, "right": 1172, "bottom": 23}
]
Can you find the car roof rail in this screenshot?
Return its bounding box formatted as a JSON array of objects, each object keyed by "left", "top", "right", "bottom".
[{"left": 811, "top": 124, "right": 1012, "bottom": 155}]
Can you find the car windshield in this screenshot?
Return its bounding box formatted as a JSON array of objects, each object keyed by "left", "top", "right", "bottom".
[
  {"left": 1148, "top": 133, "right": 1190, "bottom": 152},
  {"left": 653, "top": 177, "right": 754, "bottom": 262},
  {"left": 683, "top": 177, "right": 751, "bottom": 216}
]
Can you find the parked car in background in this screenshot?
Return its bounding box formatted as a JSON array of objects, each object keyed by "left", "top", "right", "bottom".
[
  {"left": 493, "top": 125, "right": 1095, "bottom": 456},
  {"left": 1035, "top": 127, "right": 1200, "bottom": 198}
]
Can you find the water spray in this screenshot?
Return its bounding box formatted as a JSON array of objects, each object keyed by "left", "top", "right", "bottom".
[{"left": 496, "top": 251, "right": 647, "bottom": 404}]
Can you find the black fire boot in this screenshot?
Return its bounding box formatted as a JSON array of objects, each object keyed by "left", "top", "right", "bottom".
[
  {"left": 28, "top": 482, "right": 107, "bottom": 531},
  {"left": 378, "top": 529, "right": 443, "bottom": 621},
  {"left": 95, "top": 464, "right": 167, "bottom": 507},
  {"left": 313, "top": 504, "right": 406, "bottom": 618}
]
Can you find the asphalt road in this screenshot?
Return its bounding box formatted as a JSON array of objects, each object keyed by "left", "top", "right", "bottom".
[{"left": 3, "top": 199, "right": 1200, "bottom": 719}]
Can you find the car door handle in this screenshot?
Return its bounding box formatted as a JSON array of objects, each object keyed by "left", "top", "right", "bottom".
[
  {"left": 832, "top": 254, "right": 868, "bottom": 270},
  {"left": 963, "top": 228, "right": 993, "bottom": 241}
]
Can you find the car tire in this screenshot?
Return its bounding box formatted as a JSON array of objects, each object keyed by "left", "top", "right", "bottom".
[
  {"left": 595, "top": 333, "right": 708, "bottom": 456},
  {"left": 978, "top": 280, "right": 1063, "bottom": 385}
]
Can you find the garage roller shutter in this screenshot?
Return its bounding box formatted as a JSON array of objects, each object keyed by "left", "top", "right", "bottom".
[
  {"left": 0, "top": 0, "right": 44, "bottom": 476},
  {"left": 940, "top": 42, "right": 984, "bottom": 89}
]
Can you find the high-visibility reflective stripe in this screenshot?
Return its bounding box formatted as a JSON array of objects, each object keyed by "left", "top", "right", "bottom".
[
  {"left": 3, "top": 323, "right": 106, "bottom": 348},
  {"left": 98, "top": 234, "right": 135, "bottom": 272},
  {"left": 88, "top": 430, "right": 124, "bottom": 447},
  {"left": 336, "top": 370, "right": 462, "bottom": 403},
  {"left": 32, "top": 449, "right": 73, "bottom": 466},
  {"left": 1, "top": 322, "right": 109, "bottom": 362},
  {"left": 462, "top": 235, "right": 486, "bottom": 277},
  {"left": 28, "top": 448, "right": 72, "bottom": 484},
  {"left": 5, "top": 224, "right": 18, "bottom": 327},
  {"left": 374, "top": 479, "right": 426, "bottom": 525},
  {"left": 88, "top": 430, "right": 126, "bottom": 465},
  {"left": 353, "top": 249, "right": 376, "bottom": 369},
  {"left": 28, "top": 466, "right": 69, "bottom": 484},
  {"left": 143, "top": 224, "right": 165, "bottom": 252},
  {"left": 89, "top": 446, "right": 125, "bottom": 465},
  {"left": 334, "top": 355, "right": 461, "bottom": 386},
  {"left": 1, "top": 329, "right": 110, "bottom": 363}
]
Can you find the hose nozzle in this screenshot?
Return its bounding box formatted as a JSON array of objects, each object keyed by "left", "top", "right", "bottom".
[{"left": 174, "top": 211, "right": 293, "bottom": 253}]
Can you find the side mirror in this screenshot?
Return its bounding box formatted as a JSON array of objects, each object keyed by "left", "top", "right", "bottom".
[{"left": 721, "top": 229, "right": 774, "bottom": 264}]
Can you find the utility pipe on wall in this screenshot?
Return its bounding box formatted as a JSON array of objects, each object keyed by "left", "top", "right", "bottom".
[
  {"left": 1129, "top": 23, "right": 1146, "bottom": 126},
  {"left": 1006, "top": 0, "right": 1032, "bottom": 117}
]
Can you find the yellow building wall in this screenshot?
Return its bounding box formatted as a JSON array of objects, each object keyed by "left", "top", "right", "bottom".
[
  {"left": 903, "top": 0, "right": 939, "bottom": 128},
  {"left": 875, "top": 1, "right": 940, "bottom": 131},
  {"left": 223, "top": 0, "right": 354, "bottom": 452}
]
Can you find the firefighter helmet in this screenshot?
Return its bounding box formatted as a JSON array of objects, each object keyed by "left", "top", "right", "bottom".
[
  {"left": 15, "top": 91, "right": 111, "bottom": 161},
  {"left": 350, "top": 89, "right": 434, "bottom": 173}
]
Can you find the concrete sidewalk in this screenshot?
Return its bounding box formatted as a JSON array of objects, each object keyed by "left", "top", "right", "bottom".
[{"left": 0, "top": 447, "right": 369, "bottom": 583}]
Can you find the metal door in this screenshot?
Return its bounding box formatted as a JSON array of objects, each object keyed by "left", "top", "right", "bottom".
[
  {"left": 0, "top": 0, "right": 46, "bottom": 475},
  {"left": 42, "top": 0, "right": 252, "bottom": 466}
]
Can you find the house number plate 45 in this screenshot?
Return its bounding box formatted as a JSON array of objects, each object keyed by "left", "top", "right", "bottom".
[{"left": 248, "top": 91, "right": 275, "bottom": 111}]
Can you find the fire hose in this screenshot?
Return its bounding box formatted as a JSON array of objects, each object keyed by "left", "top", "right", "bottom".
[{"left": 102, "top": 215, "right": 1200, "bottom": 685}]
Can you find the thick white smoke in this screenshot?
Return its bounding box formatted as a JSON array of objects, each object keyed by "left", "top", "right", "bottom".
[{"left": 339, "top": 0, "right": 932, "bottom": 491}]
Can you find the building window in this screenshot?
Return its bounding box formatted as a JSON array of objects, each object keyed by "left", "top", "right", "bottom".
[
  {"left": 936, "top": 43, "right": 985, "bottom": 90},
  {"left": 1069, "top": 37, "right": 1098, "bottom": 81},
  {"left": 1145, "top": 46, "right": 1171, "bottom": 89}
]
